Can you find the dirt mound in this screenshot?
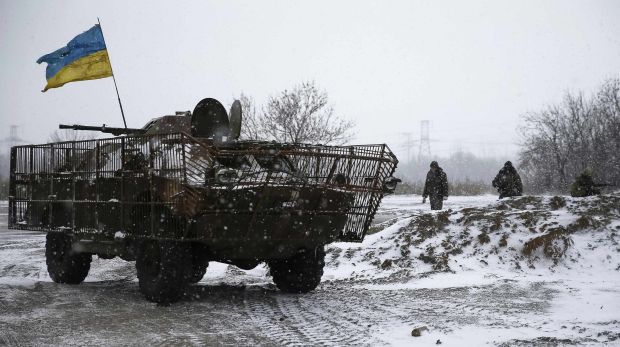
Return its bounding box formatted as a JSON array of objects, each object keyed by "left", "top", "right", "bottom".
[{"left": 324, "top": 194, "right": 620, "bottom": 283}]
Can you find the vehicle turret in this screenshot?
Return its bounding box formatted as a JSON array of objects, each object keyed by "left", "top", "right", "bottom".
[{"left": 58, "top": 98, "right": 242, "bottom": 142}]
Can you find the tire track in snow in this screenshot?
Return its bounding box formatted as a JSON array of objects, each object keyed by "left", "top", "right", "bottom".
[
  {"left": 0, "top": 324, "right": 20, "bottom": 347},
  {"left": 294, "top": 289, "right": 400, "bottom": 345},
  {"left": 243, "top": 289, "right": 311, "bottom": 346},
  {"left": 0, "top": 292, "right": 21, "bottom": 347},
  {"left": 274, "top": 294, "right": 360, "bottom": 346},
  {"left": 243, "top": 286, "right": 397, "bottom": 346}
]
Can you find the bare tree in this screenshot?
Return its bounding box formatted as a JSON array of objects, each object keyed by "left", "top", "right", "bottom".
[
  {"left": 236, "top": 93, "right": 263, "bottom": 141},
  {"left": 519, "top": 78, "right": 620, "bottom": 192},
  {"left": 237, "top": 81, "right": 355, "bottom": 145},
  {"left": 48, "top": 129, "right": 98, "bottom": 143}
]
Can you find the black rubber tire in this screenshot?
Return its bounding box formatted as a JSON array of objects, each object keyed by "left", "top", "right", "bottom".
[
  {"left": 269, "top": 246, "right": 326, "bottom": 293},
  {"left": 135, "top": 240, "right": 191, "bottom": 303},
  {"left": 45, "top": 232, "right": 92, "bottom": 284},
  {"left": 187, "top": 254, "right": 209, "bottom": 283}
]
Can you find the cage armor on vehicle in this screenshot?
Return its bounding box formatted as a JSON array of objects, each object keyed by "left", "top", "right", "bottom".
[{"left": 9, "top": 97, "right": 399, "bottom": 303}]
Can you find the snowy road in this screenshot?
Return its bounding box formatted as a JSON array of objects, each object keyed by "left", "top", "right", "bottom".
[{"left": 1, "top": 197, "right": 619, "bottom": 346}]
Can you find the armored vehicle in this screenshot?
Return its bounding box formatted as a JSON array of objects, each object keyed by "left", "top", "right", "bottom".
[{"left": 8, "top": 98, "right": 399, "bottom": 303}]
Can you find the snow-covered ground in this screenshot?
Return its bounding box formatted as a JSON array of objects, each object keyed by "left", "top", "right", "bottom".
[
  {"left": 326, "top": 194, "right": 620, "bottom": 345},
  {"left": 0, "top": 194, "right": 619, "bottom": 346}
]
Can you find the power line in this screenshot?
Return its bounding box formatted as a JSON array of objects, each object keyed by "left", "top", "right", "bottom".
[
  {"left": 399, "top": 132, "right": 417, "bottom": 163},
  {"left": 0, "top": 125, "right": 26, "bottom": 154},
  {"left": 419, "top": 120, "right": 431, "bottom": 159}
]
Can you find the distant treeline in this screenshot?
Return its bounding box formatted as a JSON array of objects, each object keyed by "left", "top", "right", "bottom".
[
  {"left": 394, "top": 151, "right": 506, "bottom": 196},
  {"left": 519, "top": 78, "right": 620, "bottom": 193},
  {"left": 397, "top": 151, "right": 506, "bottom": 184},
  {"left": 394, "top": 179, "right": 493, "bottom": 196}
]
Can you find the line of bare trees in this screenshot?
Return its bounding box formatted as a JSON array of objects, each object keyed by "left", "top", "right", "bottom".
[
  {"left": 519, "top": 78, "right": 620, "bottom": 192},
  {"left": 238, "top": 81, "right": 354, "bottom": 145}
]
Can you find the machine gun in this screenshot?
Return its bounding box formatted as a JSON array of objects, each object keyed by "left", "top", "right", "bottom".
[
  {"left": 59, "top": 124, "right": 146, "bottom": 136},
  {"left": 592, "top": 183, "right": 618, "bottom": 192},
  {"left": 593, "top": 183, "right": 616, "bottom": 187}
]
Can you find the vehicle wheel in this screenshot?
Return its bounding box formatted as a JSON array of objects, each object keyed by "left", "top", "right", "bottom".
[
  {"left": 269, "top": 246, "right": 325, "bottom": 293},
  {"left": 135, "top": 240, "right": 191, "bottom": 303},
  {"left": 187, "top": 253, "right": 209, "bottom": 283},
  {"left": 46, "top": 232, "right": 92, "bottom": 284}
]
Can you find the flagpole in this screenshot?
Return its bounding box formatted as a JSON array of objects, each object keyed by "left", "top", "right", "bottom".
[{"left": 97, "top": 18, "right": 127, "bottom": 129}]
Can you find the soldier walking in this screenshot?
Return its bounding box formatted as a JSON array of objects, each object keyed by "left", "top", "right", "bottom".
[
  {"left": 492, "top": 161, "right": 523, "bottom": 198},
  {"left": 422, "top": 161, "right": 449, "bottom": 210}
]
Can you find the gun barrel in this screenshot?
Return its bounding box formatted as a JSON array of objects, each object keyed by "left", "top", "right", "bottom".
[
  {"left": 59, "top": 124, "right": 145, "bottom": 136},
  {"left": 593, "top": 183, "right": 615, "bottom": 187}
]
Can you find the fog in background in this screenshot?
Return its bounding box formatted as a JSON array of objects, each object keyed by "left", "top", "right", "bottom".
[{"left": 1, "top": 0, "right": 620, "bottom": 182}]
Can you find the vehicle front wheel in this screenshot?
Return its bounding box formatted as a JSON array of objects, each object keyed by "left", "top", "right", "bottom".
[
  {"left": 46, "top": 232, "right": 92, "bottom": 284},
  {"left": 187, "top": 253, "right": 209, "bottom": 284},
  {"left": 135, "top": 240, "right": 191, "bottom": 303},
  {"left": 269, "top": 246, "right": 325, "bottom": 293}
]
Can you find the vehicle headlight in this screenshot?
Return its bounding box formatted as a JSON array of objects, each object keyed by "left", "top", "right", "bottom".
[{"left": 382, "top": 177, "right": 401, "bottom": 193}]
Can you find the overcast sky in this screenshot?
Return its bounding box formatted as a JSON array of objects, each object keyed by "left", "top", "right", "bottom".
[{"left": 1, "top": 0, "right": 619, "bottom": 163}]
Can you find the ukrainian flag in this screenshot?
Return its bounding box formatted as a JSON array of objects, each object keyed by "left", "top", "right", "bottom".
[{"left": 37, "top": 25, "right": 112, "bottom": 92}]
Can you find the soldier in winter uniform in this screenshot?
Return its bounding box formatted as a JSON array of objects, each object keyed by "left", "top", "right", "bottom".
[
  {"left": 492, "top": 161, "right": 523, "bottom": 198},
  {"left": 422, "top": 161, "right": 449, "bottom": 210},
  {"left": 570, "top": 169, "right": 601, "bottom": 197}
]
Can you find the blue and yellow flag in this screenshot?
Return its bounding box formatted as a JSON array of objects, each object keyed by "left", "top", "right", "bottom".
[{"left": 37, "top": 25, "right": 113, "bottom": 92}]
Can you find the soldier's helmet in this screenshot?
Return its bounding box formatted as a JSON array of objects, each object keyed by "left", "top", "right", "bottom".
[{"left": 430, "top": 161, "right": 439, "bottom": 169}]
